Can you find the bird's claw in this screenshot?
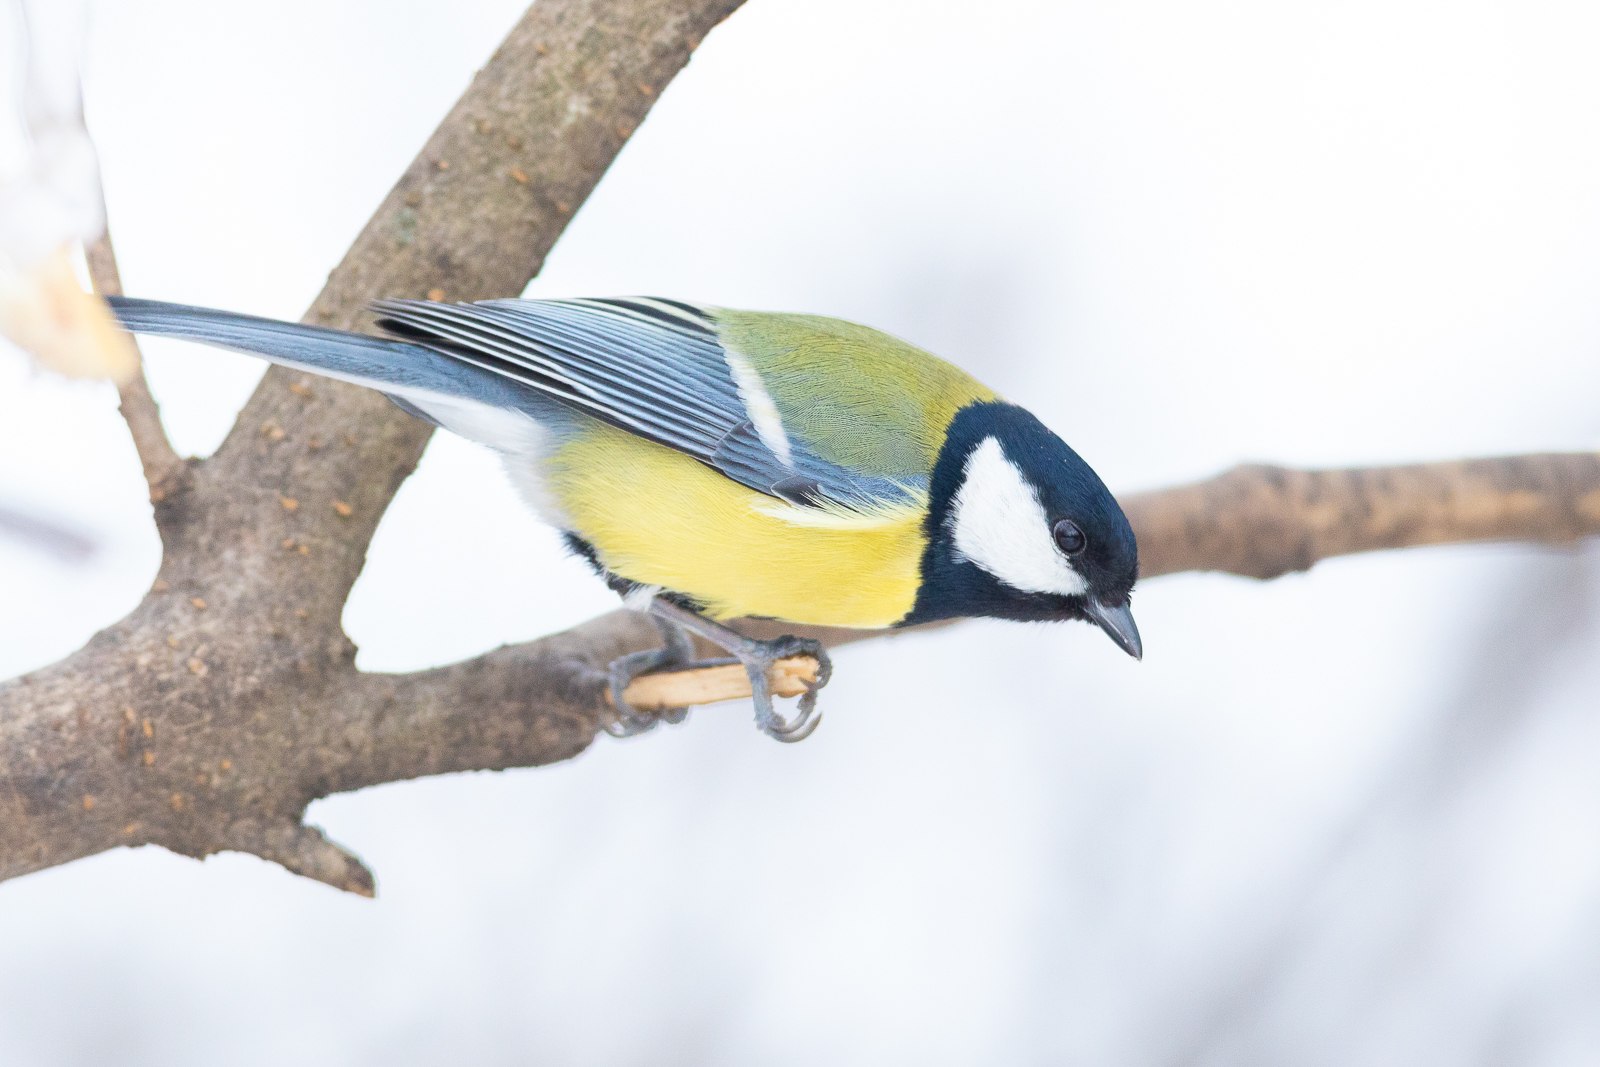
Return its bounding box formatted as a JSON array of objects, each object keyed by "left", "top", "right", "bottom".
[
  {"left": 605, "top": 648, "right": 670, "bottom": 736},
  {"left": 604, "top": 616, "right": 695, "bottom": 737},
  {"left": 739, "top": 635, "right": 832, "bottom": 744}
]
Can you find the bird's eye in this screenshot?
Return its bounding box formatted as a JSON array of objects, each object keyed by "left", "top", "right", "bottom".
[{"left": 1052, "top": 518, "right": 1087, "bottom": 556}]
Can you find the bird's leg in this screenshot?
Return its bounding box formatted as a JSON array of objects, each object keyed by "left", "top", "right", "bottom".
[
  {"left": 605, "top": 611, "right": 697, "bottom": 736},
  {"left": 647, "top": 598, "right": 833, "bottom": 743}
]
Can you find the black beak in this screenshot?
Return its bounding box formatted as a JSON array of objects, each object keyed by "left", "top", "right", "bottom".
[{"left": 1083, "top": 599, "right": 1142, "bottom": 660}]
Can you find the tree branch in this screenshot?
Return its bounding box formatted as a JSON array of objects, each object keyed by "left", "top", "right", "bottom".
[
  {"left": 85, "top": 227, "right": 191, "bottom": 508},
  {"left": 244, "top": 451, "right": 1600, "bottom": 807},
  {"left": 1121, "top": 454, "right": 1600, "bottom": 581},
  {"left": 0, "top": 0, "right": 748, "bottom": 894},
  {"left": 465, "top": 451, "right": 1600, "bottom": 707},
  {"left": 3, "top": 0, "right": 1595, "bottom": 898}
]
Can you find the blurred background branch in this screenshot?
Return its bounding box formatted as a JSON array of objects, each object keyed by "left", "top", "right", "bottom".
[{"left": 0, "top": 500, "right": 92, "bottom": 561}]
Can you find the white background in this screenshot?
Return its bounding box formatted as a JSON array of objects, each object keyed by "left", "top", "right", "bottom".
[{"left": 3, "top": 0, "right": 1600, "bottom": 1063}]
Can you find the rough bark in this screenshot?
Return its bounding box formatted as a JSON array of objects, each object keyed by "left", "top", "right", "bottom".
[{"left": 3, "top": 0, "right": 1596, "bottom": 896}]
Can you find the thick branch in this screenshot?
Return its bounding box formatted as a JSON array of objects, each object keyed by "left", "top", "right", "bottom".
[
  {"left": 0, "top": 0, "right": 747, "bottom": 893},
  {"left": 189, "top": 0, "right": 746, "bottom": 627}
]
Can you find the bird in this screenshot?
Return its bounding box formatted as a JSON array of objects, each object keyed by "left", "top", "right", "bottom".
[{"left": 108, "top": 294, "right": 1142, "bottom": 742}]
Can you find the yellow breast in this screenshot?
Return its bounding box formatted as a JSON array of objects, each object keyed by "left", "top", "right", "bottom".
[{"left": 545, "top": 423, "right": 927, "bottom": 628}]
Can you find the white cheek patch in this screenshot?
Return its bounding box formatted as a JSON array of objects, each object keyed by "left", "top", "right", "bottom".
[{"left": 948, "top": 437, "right": 1087, "bottom": 597}]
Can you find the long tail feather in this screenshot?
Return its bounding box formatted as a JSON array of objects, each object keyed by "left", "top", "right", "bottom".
[
  {"left": 105, "top": 297, "right": 562, "bottom": 450},
  {"left": 107, "top": 296, "right": 513, "bottom": 402}
]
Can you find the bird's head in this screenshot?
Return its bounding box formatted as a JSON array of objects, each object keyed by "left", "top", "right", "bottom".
[{"left": 905, "top": 401, "right": 1142, "bottom": 658}]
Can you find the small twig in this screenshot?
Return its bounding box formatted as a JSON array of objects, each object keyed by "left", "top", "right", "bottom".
[
  {"left": 613, "top": 655, "right": 819, "bottom": 711},
  {"left": 232, "top": 821, "right": 376, "bottom": 897},
  {"left": 83, "top": 227, "right": 188, "bottom": 503}
]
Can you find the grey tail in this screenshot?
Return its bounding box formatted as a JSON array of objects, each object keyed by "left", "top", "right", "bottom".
[{"left": 105, "top": 296, "right": 533, "bottom": 419}]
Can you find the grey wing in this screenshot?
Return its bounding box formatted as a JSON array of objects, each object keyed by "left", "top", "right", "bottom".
[{"left": 369, "top": 297, "right": 911, "bottom": 509}]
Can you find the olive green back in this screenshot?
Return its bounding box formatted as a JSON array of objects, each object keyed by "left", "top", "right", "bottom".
[{"left": 711, "top": 310, "right": 998, "bottom": 484}]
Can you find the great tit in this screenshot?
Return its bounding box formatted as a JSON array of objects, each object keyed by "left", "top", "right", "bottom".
[{"left": 108, "top": 295, "right": 1141, "bottom": 741}]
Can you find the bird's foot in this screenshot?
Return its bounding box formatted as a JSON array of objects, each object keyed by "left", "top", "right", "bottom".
[
  {"left": 622, "top": 597, "right": 836, "bottom": 743},
  {"left": 605, "top": 615, "right": 695, "bottom": 737},
  {"left": 733, "top": 633, "right": 832, "bottom": 743}
]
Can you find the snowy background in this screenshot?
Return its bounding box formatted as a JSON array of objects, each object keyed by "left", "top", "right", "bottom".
[{"left": 3, "top": 0, "right": 1600, "bottom": 1063}]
